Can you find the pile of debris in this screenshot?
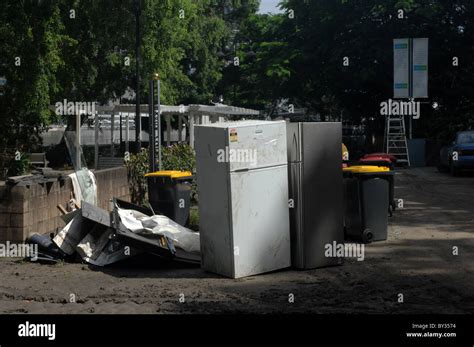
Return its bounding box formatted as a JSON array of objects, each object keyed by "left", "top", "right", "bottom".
[{"left": 28, "top": 199, "right": 200, "bottom": 266}]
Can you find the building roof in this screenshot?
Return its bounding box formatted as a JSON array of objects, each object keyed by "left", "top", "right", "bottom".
[{"left": 113, "top": 104, "right": 259, "bottom": 116}]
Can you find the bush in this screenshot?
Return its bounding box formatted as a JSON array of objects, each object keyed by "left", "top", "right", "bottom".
[
  {"left": 125, "top": 148, "right": 149, "bottom": 206},
  {"left": 125, "top": 143, "right": 197, "bottom": 206},
  {"left": 7, "top": 152, "right": 31, "bottom": 177},
  {"left": 162, "top": 143, "right": 196, "bottom": 172}
]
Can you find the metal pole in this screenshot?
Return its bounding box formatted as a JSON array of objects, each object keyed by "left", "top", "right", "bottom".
[
  {"left": 178, "top": 115, "right": 183, "bottom": 141},
  {"left": 119, "top": 113, "right": 123, "bottom": 153},
  {"left": 189, "top": 112, "right": 195, "bottom": 149},
  {"left": 134, "top": 0, "right": 142, "bottom": 152},
  {"left": 157, "top": 77, "right": 162, "bottom": 171},
  {"left": 148, "top": 79, "right": 155, "bottom": 172},
  {"left": 75, "top": 113, "right": 81, "bottom": 170},
  {"left": 408, "top": 39, "right": 413, "bottom": 140},
  {"left": 409, "top": 114, "right": 413, "bottom": 139},
  {"left": 94, "top": 112, "right": 99, "bottom": 170},
  {"left": 166, "top": 115, "right": 171, "bottom": 146},
  {"left": 125, "top": 114, "right": 130, "bottom": 154},
  {"left": 110, "top": 112, "right": 115, "bottom": 157}
]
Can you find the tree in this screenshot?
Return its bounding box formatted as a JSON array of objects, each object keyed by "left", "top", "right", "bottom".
[
  {"left": 0, "top": 0, "right": 229, "bottom": 155},
  {"left": 278, "top": 0, "right": 474, "bottom": 140},
  {"left": 216, "top": 4, "right": 297, "bottom": 114},
  {"left": 0, "top": 0, "right": 66, "bottom": 151}
]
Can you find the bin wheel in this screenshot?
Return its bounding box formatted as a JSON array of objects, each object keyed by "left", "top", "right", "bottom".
[{"left": 362, "top": 229, "right": 373, "bottom": 244}]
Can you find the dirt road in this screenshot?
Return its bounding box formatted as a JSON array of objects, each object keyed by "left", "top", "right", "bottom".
[{"left": 0, "top": 167, "right": 473, "bottom": 314}]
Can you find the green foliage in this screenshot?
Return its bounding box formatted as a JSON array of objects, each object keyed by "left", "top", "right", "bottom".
[
  {"left": 162, "top": 143, "right": 196, "bottom": 172},
  {"left": 1, "top": 1, "right": 67, "bottom": 150},
  {"left": 273, "top": 0, "right": 474, "bottom": 139},
  {"left": 0, "top": 0, "right": 228, "bottom": 150},
  {"left": 2, "top": 0, "right": 473, "bottom": 151},
  {"left": 125, "top": 149, "right": 149, "bottom": 206},
  {"left": 218, "top": 12, "right": 295, "bottom": 113},
  {"left": 7, "top": 153, "right": 31, "bottom": 177}
]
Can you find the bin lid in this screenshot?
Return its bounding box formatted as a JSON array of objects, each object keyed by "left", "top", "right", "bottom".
[
  {"left": 343, "top": 165, "right": 390, "bottom": 173},
  {"left": 359, "top": 157, "right": 391, "bottom": 163},
  {"left": 145, "top": 170, "right": 193, "bottom": 179},
  {"left": 362, "top": 153, "right": 398, "bottom": 163}
]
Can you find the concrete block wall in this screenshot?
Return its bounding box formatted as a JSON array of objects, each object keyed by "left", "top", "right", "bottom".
[{"left": 0, "top": 166, "right": 130, "bottom": 243}]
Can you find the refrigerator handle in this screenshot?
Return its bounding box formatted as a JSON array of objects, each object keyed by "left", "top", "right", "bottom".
[{"left": 233, "top": 168, "right": 250, "bottom": 172}]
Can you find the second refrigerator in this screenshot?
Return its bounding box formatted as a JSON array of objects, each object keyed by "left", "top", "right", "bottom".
[{"left": 287, "top": 122, "right": 344, "bottom": 269}]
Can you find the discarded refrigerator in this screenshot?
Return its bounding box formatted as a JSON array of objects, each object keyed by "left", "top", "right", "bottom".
[
  {"left": 195, "top": 120, "right": 291, "bottom": 278},
  {"left": 287, "top": 122, "right": 344, "bottom": 269}
]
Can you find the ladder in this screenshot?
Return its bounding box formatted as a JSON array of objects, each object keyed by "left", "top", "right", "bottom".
[{"left": 384, "top": 115, "right": 410, "bottom": 166}]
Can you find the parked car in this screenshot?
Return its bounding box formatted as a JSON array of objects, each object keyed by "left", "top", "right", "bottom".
[{"left": 438, "top": 131, "right": 474, "bottom": 176}]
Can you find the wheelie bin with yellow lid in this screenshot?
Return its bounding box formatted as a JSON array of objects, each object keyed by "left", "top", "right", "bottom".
[
  {"left": 342, "top": 166, "right": 394, "bottom": 243},
  {"left": 345, "top": 164, "right": 396, "bottom": 212},
  {"left": 145, "top": 170, "right": 194, "bottom": 226}
]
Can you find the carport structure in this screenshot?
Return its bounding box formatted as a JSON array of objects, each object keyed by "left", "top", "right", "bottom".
[
  {"left": 90, "top": 103, "right": 259, "bottom": 170},
  {"left": 113, "top": 103, "right": 260, "bottom": 149}
]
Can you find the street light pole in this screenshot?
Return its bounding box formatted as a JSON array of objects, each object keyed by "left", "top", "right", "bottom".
[
  {"left": 148, "top": 78, "right": 155, "bottom": 172},
  {"left": 155, "top": 73, "right": 162, "bottom": 171},
  {"left": 134, "top": 0, "right": 142, "bottom": 152},
  {"left": 75, "top": 113, "right": 81, "bottom": 170}
]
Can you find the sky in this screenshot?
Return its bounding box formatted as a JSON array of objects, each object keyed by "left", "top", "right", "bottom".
[{"left": 258, "top": 0, "right": 283, "bottom": 14}]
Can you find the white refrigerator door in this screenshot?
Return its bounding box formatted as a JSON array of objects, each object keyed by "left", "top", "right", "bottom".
[
  {"left": 195, "top": 126, "right": 234, "bottom": 277},
  {"left": 227, "top": 121, "right": 287, "bottom": 172},
  {"left": 229, "top": 165, "right": 291, "bottom": 278}
]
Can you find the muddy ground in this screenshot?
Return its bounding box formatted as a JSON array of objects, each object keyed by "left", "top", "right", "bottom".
[{"left": 0, "top": 167, "right": 473, "bottom": 314}]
